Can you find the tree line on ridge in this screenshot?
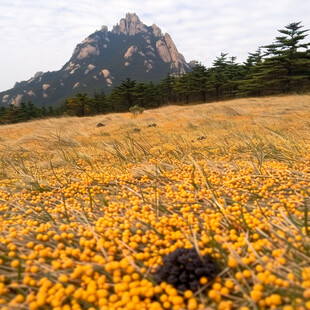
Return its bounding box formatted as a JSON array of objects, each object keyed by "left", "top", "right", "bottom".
[{"left": 0, "top": 21, "right": 309, "bottom": 123}]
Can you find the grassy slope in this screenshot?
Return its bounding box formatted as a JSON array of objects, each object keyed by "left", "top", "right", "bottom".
[
  {"left": 1, "top": 94, "right": 310, "bottom": 150},
  {"left": 0, "top": 94, "right": 310, "bottom": 309}
]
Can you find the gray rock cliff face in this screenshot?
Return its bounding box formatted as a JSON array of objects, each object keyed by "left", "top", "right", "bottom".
[
  {"left": 1, "top": 13, "right": 190, "bottom": 107},
  {"left": 111, "top": 13, "right": 188, "bottom": 73},
  {"left": 112, "top": 13, "right": 147, "bottom": 36}
]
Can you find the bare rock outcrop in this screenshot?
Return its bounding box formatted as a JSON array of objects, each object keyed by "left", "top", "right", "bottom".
[
  {"left": 100, "top": 69, "right": 111, "bottom": 78},
  {"left": 85, "top": 64, "right": 96, "bottom": 75},
  {"left": 124, "top": 45, "right": 138, "bottom": 59},
  {"left": 152, "top": 24, "right": 162, "bottom": 37},
  {"left": 10, "top": 94, "right": 23, "bottom": 106},
  {"left": 2, "top": 94, "right": 9, "bottom": 103},
  {"left": 76, "top": 44, "right": 100, "bottom": 60},
  {"left": 64, "top": 62, "right": 75, "bottom": 71},
  {"left": 112, "top": 13, "right": 147, "bottom": 36},
  {"left": 34, "top": 71, "right": 44, "bottom": 79},
  {"left": 156, "top": 40, "right": 171, "bottom": 63},
  {"left": 99, "top": 69, "right": 114, "bottom": 87},
  {"left": 100, "top": 25, "right": 108, "bottom": 36},
  {"left": 156, "top": 34, "right": 189, "bottom": 73},
  {"left": 73, "top": 82, "right": 80, "bottom": 89},
  {"left": 188, "top": 60, "right": 198, "bottom": 69},
  {"left": 42, "top": 84, "right": 50, "bottom": 91},
  {"left": 27, "top": 90, "right": 35, "bottom": 96}
]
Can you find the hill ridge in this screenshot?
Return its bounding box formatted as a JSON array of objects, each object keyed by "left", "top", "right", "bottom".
[{"left": 0, "top": 13, "right": 190, "bottom": 107}]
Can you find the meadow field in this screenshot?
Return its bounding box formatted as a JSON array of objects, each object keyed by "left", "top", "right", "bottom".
[{"left": 0, "top": 94, "right": 310, "bottom": 310}]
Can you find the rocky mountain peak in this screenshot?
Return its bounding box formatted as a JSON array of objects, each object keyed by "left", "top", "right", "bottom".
[
  {"left": 1, "top": 13, "right": 191, "bottom": 107},
  {"left": 152, "top": 24, "right": 162, "bottom": 37},
  {"left": 112, "top": 13, "right": 147, "bottom": 36},
  {"left": 125, "top": 12, "right": 140, "bottom": 23},
  {"left": 100, "top": 25, "right": 108, "bottom": 36}
]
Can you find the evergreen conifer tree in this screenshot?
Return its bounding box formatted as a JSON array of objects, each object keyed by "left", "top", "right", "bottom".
[{"left": 261, "top": 22, "right": 310, "bottom": 93}]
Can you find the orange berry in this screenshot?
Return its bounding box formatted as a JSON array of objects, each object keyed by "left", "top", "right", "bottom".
[
  {"left": 11, "top": 260, "right": 20, "bottom": 268},
  {"left": 187, "top": 298, "right": 198, "bottom": 310},
  {"left": 250, "top": 290, "right": 262, "bottom": 302}
]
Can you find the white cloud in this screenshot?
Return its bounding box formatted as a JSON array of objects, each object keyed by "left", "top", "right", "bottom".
[{"left": 0, "top": 0, "right": 309, "bottom": 91}]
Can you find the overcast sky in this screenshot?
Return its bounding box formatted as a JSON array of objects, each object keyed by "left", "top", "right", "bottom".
[{"left": 0, "top": 0, "right": 309, "bottom": 92}]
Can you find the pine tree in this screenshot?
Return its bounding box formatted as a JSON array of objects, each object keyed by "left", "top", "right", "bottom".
[
  {"left": 160, "top": 74, "right": 177, "bottom": 104},
  {"left": 133, "top": 82, "right": 160, "bottom": 108},
  {"left": 41, "top": 107, "right": 48, "bottom": 118},
  {"left": 0, "top": 107, "right": 7, "bottom": 124},
  {"left": 237, "top": 49, "right": 266, "bottom": 96},
  {"left": 207, "top": 53, "right": 229, "bottom": 101},
  {"left": 262, "top": 21, "right": 310, "bottom": 93},
  {"left": 48, "top": 106, "right": 55, "bottom": 117},
  {"left": 4, "top": 104, "right": 18, "bottom": 124},
  {"left": 189, "top": 62, "right": 208, "bottom": 102},
  {"left": 145, "top": 82, "right": 161, "bottom": 108},
  {"left": 25, "top": 102, "right": 41, "bottom": 119},
  {"left": 173, "top": 73, "right": 194, "bottom": 104},
  {"left": 65, "top": 93, "right": 92, "bottom": 117},
  {"left": 132, "top": 82, "right": 148, "bottom": 108},
  {"left": 92, "top": 91, "right": 109, "bottom": 114},
  {"left": 109, "top": 78, "right": 137, "bottom": 111},
  {"left": 224, "top": 56, "right": 245, "bottom": 97},
  {"left": 17, "top": 102, "right": 29, "bottom": 122}
]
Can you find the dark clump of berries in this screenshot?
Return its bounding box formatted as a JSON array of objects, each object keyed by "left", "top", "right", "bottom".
[{"left": 154, "top": 247, "right": 218, "bottom": 292}]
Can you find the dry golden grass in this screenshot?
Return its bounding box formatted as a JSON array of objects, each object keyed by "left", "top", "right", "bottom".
[
  {"left": 0, "top": 94, "right": 310, "bottom": 310},
  {"left": 1, "top": 94, "right": 309, "bottom": 151}
]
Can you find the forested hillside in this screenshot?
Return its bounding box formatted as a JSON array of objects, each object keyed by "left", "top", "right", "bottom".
[{"left": 0, "top": 21, "right": 309, "bottom": 124}]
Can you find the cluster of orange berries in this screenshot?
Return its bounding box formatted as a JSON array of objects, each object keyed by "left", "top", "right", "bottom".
[{"left": 0, "top": 136, "right": 310, "bottom": 310}]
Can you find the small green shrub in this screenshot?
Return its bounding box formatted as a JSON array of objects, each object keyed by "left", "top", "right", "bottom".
[{"left": 129, "top": 105, "right": 144, "bottom": 118}]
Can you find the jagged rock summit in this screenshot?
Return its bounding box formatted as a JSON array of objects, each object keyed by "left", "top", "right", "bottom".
[{"left": 1, "top": 13, "right": 190, "bottom": 107}]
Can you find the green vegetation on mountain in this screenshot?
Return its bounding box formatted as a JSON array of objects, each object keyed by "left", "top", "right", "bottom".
[
  {"left": 0, "top": 21, "right": 309, "bottom": 124},
  {"left": 0, "top": 13, "right": 190, "bottom": 108}
]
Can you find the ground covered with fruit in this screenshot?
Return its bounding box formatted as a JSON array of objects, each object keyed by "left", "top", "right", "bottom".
[{"left": 0, "top": 95, "right": 310, "bottom": 309}]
